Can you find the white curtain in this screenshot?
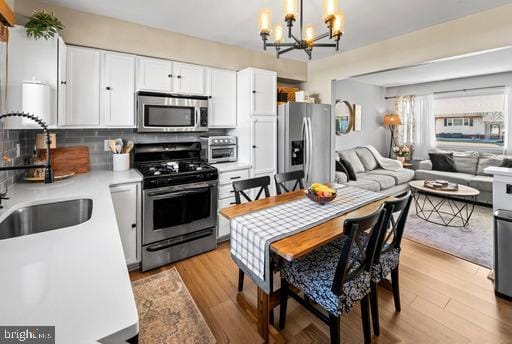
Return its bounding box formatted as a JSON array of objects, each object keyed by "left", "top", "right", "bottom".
[
  {"left": 395, "top": 96, "right": 416, "bottom": 147},
  {"left": 414, "top": 94, "right": 435, "bottom": 160},
  {"left": 504, "top": 86, "right": 512, "bottom": 154}
]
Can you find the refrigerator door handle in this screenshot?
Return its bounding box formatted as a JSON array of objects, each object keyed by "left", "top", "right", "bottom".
[
  {"left": 307, "top": 117, "right": 313, "bottom": 183},
  {"left": 302, "top": 117, "right": 309, "bottom": 182}
]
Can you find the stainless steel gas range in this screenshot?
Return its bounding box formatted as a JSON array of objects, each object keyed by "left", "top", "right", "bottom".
[{"left": 134, "top": 142, "right": 218, "bottom": 271}]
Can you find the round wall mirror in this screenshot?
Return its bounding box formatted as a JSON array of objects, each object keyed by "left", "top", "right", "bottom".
[{"left": 335, "top": 100, "right": 354, "bottom": 135}]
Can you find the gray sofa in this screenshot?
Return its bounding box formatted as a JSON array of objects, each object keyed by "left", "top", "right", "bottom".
[
  {"left": 335, "top": 146, "right": 415, "bottom": 196},
  {"left": 415, "top": 150, "right": 509, "bottom": 204}
]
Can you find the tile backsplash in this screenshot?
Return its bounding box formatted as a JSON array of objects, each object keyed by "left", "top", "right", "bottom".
[
  {"left": 52, "top": 128, "right": 226, "bottom": 170},
  {"left": 0, "top": 129, "right": 36, "bottom": 192}
]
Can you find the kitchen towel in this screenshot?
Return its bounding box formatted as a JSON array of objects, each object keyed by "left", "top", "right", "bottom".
[{"left": 230, "top": 185, "right": 386, "bottom": 293}]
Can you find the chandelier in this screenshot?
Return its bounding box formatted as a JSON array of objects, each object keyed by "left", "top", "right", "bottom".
[{"left": 258, "top": 0, "right": 345, "bottom": 60}]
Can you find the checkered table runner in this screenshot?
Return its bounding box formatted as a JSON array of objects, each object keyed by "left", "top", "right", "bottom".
[{"left": 230, "top": 185, "right": 385, "bottom": 292}]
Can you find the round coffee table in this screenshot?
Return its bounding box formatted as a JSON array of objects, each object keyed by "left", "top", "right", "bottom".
[{"left": 409, "top": 180, "right": 480, "bottom": 227}]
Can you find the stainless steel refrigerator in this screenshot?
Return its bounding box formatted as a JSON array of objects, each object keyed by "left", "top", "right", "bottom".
[{"left": 277, "top": 102, "right": 334, "bottom": 185}]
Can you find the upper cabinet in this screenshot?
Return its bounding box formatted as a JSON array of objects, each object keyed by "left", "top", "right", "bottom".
[
  {"left": 207, "top": 68, "right": 236, "bottom": 128},
  {"left": 6, "top": 25, "right": 59, "bottom": 128},
  {"left": 136, "top": 57, "right": 206, "bottom": 96},
  {"left": 251, "top": 69, "right": 277, "bottom": 116},
  {"left": 61, "top": 46, "right": 101, "bottom": 126},
  {"left": 172, "top": 62, "right": 205, "bottom": 95},
  {"left": 100, "top": 52, "right": 136, "bottom": 127},
  {"left": 136, "top": 57, "right": 173, "bottom": 92}
]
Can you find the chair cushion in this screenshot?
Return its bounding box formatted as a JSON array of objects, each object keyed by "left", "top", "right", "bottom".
[
  {"left": 339, "top": 150, "right": 365, "bottom": 173},
  {"left": 368, "top": 168, "right": 415, "bottom": 185},
  {"left": 414, "top": 170, "right": 473, "bottom": 185},
  {"left": 279, "top": 239, "right": 371, "bottom": 316},
  {"left": 355, "top": 147, "right": 378, "bottom": 171},
  {"left": 371, "top": 248, "right": 400, "bottom": 283},
  {"left": 357, "top": 172, "right": 396, "bottom": 190},
  {"left": 346, "top": 178, "right": 381, "bottom": 192},
  {"left": 469, "top": 175, "right": 493, "bottom": 192}
]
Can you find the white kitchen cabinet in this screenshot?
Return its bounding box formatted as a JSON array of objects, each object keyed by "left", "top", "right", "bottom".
[
  {"left": 173, "top": 62, "right": 205, "bottom": 95},
  {"left": 110, "top": 183, "right": 141, "bottom": 267},
  {"left": 207, "top": 68, "right": 237, "bottom": 128},
  {"left": 62, "top": 46, "right": 101, "bottom": 126},
  {"left": 251, "top": 116, "right": 277, "bottom": 175},
  {"left": 57, "top": 37, "right": 67, "bottom": 124},
  {"left": 5, "top": 25, "right": 59, "bottom": 128},
  {"left": 251, "top": 69, "right": 277, "bottom": 116},
  {"left": 136, "top": 56, "right": 173, "bottom": 92},
  {"left": 101, "top": 52, "right": 136, "bottom": 127}
]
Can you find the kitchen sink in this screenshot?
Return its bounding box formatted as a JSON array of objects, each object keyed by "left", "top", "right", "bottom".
[{"left": 0, "top": 198, "right": 93, "bottom": 240}]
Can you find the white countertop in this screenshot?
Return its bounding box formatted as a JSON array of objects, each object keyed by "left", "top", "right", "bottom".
[
  {"left": 212, "top": 161, "right": 252, "bottom": 173},
  {"left": 483, "top": 166, "right": 512, "bottom": 177},
  {"left": 0, "top": 170, "right": 143, "bottom": 343}
]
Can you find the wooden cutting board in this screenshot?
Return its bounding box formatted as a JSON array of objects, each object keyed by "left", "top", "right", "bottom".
[{"left": 38, "top": 146, "right": 90, "bottom": 174}]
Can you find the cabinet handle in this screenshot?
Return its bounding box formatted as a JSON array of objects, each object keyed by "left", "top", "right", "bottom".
[
  {"left": 230, "top": 202, "right": 236, "bottom": 205},
  {"left": 208, "top": 96, "right": 212, "bottom": 99},
  {"left": 252, "top": 90, "right": 256, "bottom": 94},
  {"left": 177, "top": 75, "right": 182, "bottom": 79},
  {"left": 131, "top": 224, "right": 137, "bottom": 228},
  {"left": 252, "top": 145, "right": 257, "bottom": 149},
  {"left": 230, "top": 190, "right": 235, "bottom": 193},
  {"left": 168, "top": 74, "right": 173, "bottom": 78},
  {"left": 60, "top": 81, "right": 67, "bottom": 85},
  {"left": 230, "top": 176, "right": 241, "bottom": 180},
  {"left": 106, "top": 86, "right": 111, "bottom": 90}
]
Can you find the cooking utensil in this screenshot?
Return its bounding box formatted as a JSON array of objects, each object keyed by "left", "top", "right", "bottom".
[
  {"left": 108, "top": 140, "right": 117, "bottom": 154},
  {"left": 123, "top": 141, "right": 134, "bottom": 153}
]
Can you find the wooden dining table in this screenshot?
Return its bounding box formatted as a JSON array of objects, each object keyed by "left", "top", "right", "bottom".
[{"left": 219, "top": 189, "right": 393, "bottom": 343}]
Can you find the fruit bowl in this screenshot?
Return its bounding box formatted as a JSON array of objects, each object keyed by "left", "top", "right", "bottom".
[{"left": 306, "top": 188, "right": 337, "bottom": 205}]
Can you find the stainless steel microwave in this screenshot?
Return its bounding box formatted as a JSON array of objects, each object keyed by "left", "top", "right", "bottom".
[{"left": 137, "top": 92, "right": 209, "bottom": 132}]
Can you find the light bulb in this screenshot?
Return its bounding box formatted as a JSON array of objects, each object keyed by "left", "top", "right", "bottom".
[
  {"left": 305, "top": 25, "right": 315, "bottom": 43},
  {"left": 332, "top": 11, "right": 345, "bottom": 36},
  {"left": 258, "top": 8, "right": 272, "bottom": 34},
  {"left": 274, "top": 25, "right": 284, "bottom": 43},
  {"left": 323, "top": 0, "right": 339, "bottom": 21},
  {"left": 282, "top": 0, "right": 298, "bottom": 20}
]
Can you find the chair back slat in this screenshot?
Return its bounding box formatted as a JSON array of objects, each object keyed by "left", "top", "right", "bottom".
[
  {"left": 375, "top": 191, "right": 412, "bottom": 261},
  {"left": 274, "top": 171, "right": 305, "bottom": 195},
  {"left": 331, "top": 205, "right": 390, "bottom": 296},
  {"left": 232, "top": 176, "right": 271, "bottom": 204}
]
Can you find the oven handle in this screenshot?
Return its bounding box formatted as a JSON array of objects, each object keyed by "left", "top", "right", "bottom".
[
  {"left": 146, "top": 228, "right": 214, "bottom": 252},
  {"left": 195, "top": 108, "right": 199, "bottom": 127},
  {"left": 147, "top": 187, "right": 210, "bottom": 199}
]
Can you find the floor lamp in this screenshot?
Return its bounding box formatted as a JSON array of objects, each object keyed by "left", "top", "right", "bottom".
[{"left": 384, "top": 114, "right": 401, "bottom": 158}]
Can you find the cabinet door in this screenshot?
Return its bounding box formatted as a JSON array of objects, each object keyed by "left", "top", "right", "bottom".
[
  {"left": 251, "top": 117, "right": 277, "bottom": 176},
  {"left": 111, "top": 183, "right": 139, "bottom": 266},
  {"left": 251, "top": 70, "right": 276, "bottom": 115},
  {"left": 136, "top": 57, "right": 172, "bottom": 92},
  {"left": 208, "top": 68, "right": 236, "bottom": 128},
  {"left": 173, "top": 62, "right": 205, "bottom": 95},
  {"left": 57, "top": 37, "right": 66, "bottom": 126},
  {"left": 64, "top": 46, "right": 100, "bottom": 126},
  {"left": 101, "top": 52, "right": 136, "bottom": 127}
]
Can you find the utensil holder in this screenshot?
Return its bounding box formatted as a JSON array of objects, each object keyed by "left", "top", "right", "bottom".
[{"left": 113, "top": 153, "right": 130, "bottom": 171}]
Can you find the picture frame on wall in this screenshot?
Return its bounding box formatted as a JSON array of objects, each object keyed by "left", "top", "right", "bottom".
[{"left": 353, "top": 104, "right": 362, "bottom": 131}]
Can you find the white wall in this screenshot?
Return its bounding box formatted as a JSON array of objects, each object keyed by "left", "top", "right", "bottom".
[
  {"left": 306, "top": 4, "right": 512, "bottom": 103},
  {"left": 332, "top": 79, "right": 388, "bottom": 154}
]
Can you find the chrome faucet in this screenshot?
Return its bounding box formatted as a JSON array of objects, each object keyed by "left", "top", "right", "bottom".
[{"left": 0, "top": 112, "right": 54, "bottom": 194}]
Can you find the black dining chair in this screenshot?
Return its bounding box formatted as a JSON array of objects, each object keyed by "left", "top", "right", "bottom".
[
  {"left": 367, "top": 191, "right": 412, "bottom": 336},
  {"left": 274, "top": 170, "right": 305, "bottom": 195},
  {"left": 278, "top": 205, "right": 391, "bottom": 344},
  {"left": 232, "top": 175, "right": 271, "bottom": 292}
]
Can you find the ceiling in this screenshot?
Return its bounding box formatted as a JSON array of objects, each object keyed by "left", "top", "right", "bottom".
[
  {"left": 351, "top": 46, "right": 512, "bottom": 87},
  {"left": 38, "top": 0, "right": 512, "bottom": 61}
]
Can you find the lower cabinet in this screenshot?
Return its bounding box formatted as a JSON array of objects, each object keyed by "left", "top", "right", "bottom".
[
  {"left": 110, "top": 182, "right": 141, "bottom": 268},
  {"left": 216, "top": 168, "right": 250, "bottom": 241}
]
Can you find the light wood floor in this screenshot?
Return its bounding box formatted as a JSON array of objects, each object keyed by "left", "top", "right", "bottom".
[{"left": 130, "top": 239, "right": 512, "bottom": 343}]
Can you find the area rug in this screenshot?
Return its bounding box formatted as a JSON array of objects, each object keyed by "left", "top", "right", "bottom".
[
  {"left": 132, "top": 268, "right": 216, "bottom": 344},
  {"left": 404, "top": 199, "right": 493, "bottom": 268}
]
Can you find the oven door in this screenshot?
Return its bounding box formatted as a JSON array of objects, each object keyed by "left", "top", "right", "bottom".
[
  {"left": 137, "top": 94, "right": 208, "bottom": 132},
  {"left": 209, "top": 145, "right": 237, "bottom": 163},
  {"left": 143, "top": 181, "right": 218, "bottom": 245}
]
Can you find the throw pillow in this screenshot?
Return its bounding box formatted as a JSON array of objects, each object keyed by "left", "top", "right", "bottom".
[
  {"left": 500, "top": 158, "right": 512, "bottom": 168},
  {"left": 340, "top": 158, "right": 357, "bottom": 181},
  {"left": 429, "top": 152, "right": 457, "bottom": 172},
  {"left": 335, "top": 160, "right": 348, "bottom": 174}
]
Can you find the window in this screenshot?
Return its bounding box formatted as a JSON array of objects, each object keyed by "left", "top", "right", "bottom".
[{"left": 434, "top": 89, "right": 506, "bottom": 149}]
